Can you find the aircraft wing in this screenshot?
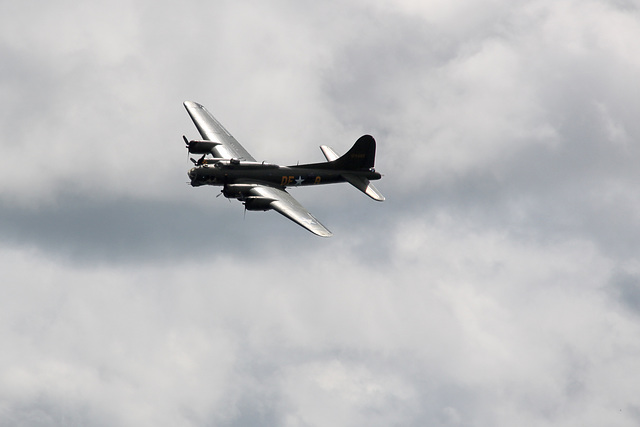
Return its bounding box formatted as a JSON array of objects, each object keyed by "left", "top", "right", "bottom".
[
  {"left": 249, "top": 185, "right": 333, "bottom": 237},
  {"left": 184, "top": 101, "right": 256, "bottom": 161}
]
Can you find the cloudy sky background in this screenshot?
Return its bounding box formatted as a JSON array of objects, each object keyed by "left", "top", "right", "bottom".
[{"left": 2, "top": 0, "right": 640, "bottom": 425}]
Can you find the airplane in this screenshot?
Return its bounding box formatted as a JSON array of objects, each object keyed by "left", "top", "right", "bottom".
[{"left": 183, "top": 101, "right": 384, "bottom": 237}]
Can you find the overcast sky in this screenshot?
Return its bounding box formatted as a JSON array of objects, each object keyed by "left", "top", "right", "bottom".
[{"left": 2, "top": 0, "right": 640, "bottom": 425}]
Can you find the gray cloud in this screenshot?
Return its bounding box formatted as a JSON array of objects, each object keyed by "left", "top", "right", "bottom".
[{"left": 608, "top": 270, "right": 640, "bottom": 316}]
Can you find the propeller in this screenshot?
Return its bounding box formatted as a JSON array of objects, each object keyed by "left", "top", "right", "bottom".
[
  {"left": 190, "top": 154, "right": 206, "bottom": 166},
  {"left": 183, "top": 135, "right": 191, "bottom": 161},
  {"left": 219, "top": 183, "right": 232, "bottom": 201},
  {"left": 218, "top": 190, "right": 231, "bottom": 202}
]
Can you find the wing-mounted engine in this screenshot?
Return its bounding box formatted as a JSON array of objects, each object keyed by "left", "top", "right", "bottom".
[
  {"left": 222, "top": 183, "right": 254, "bottom": 199},
  {"left": 222, "top": 184, "right": 276, "bottom": 211},
  {"left": 243, "top": 196, "right": 277, "bottom": 211},
  {"left": 184, "top": 135, "right": 221, "bottom": 154},
  {"left": 184, "top": 135, "right": 222, "bottom": 165}
]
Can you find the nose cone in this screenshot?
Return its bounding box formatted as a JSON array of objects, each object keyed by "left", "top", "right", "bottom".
[{"left": 188, "top": 168, "right": 197, "bottom": 185}]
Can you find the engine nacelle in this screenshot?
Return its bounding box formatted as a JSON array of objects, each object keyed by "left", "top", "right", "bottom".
[
  {"left": 188, "top": 140, "right": 220, "bottom": 154},
  {"left": 221, "top": 184, "right": 275, "bottom": 210},
  {"left": 222, "top": 184, "right": 256, "bottom": 199},
  {"left": 244, "top": 197, "right": 275, "bottom": 211}
]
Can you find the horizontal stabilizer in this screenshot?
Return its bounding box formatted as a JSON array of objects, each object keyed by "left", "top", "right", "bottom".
[
  {"left": 342, "top": 173, "right": 385, "bottom": 201},
  {"left": 320, "top": 145, "right": 339, "bottom": 162}
]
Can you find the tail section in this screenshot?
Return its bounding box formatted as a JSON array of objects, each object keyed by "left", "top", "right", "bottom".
[
  {"left": 330, "top": 135, "right": 377, "bottom": 170},
  {"left": 316, "top": 135, "right": 385, "bottom": 201},
  {"left": 292, "top": 134, "right": 384, "bottom": 201}
]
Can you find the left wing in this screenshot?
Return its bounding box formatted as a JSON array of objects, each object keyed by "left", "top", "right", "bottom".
[
  {"left": 184, "top": 101, "right": 256, "bottom": 161},
  {"left": 249, "top": 185, "right": 333, "bottom": 237},
  {"left": 185, "top": 101, "right": 331, "bottom": 237}
]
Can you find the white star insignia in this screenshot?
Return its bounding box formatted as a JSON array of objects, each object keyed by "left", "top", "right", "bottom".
[{"left": 295, "top": 176, "right": 304, "bottom": 186}]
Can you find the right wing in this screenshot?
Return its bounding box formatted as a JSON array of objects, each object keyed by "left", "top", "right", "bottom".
[
  {"left": 249, "top": 185, "right": 333, "bottom": 237},
  {"left": 184, "top": 101, "right": 256, "bottom": 161}
]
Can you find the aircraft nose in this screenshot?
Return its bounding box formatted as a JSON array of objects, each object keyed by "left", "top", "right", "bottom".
[{"left": 188, "top": 168, "right": 197, "bottom": 182}]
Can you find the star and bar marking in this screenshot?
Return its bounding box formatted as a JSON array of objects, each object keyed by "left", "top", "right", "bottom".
[{"left": 280, "top": 175, "right": 322, "bottom": 186}]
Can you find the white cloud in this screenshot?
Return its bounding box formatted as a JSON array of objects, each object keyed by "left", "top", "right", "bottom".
[
  {"left": 3, "top": 210, "right": 640, "bottom": 425},
  {"left": 280, "top": 360, "right": 416, "bottom": 426}
]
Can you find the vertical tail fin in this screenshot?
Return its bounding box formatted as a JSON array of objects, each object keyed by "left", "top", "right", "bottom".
[{"left": 330, "top": 135, "right": 377, "bottom": 170}]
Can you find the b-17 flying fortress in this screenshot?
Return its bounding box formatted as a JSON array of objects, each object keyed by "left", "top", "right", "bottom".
[{"left": 183, "top": 101, "right": 384, "bottom": 237}]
